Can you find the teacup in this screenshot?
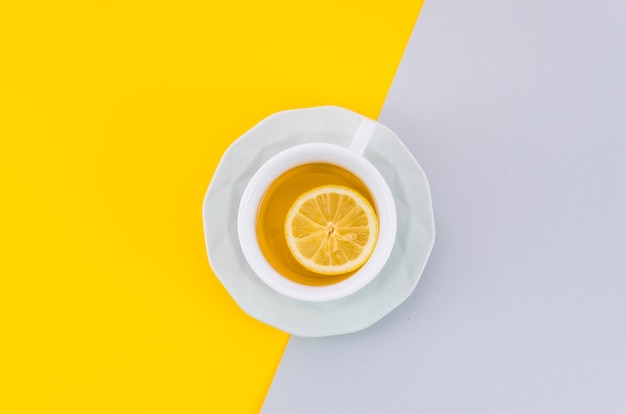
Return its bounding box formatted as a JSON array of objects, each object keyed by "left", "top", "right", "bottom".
[{"left": 238, "top": 118, "right": 397, "bottom": 302}]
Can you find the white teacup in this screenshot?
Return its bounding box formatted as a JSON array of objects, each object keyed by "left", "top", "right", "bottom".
[{"left": 237, "top": 118, "right": 397, "bottom": 302}]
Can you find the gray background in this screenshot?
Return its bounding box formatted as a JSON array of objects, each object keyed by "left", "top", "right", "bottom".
[{"left": 262, "top": 0, "right": 626, "bottom": 412}]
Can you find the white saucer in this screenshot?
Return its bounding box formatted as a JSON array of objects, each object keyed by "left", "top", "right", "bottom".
[{"left": 202, "top": 106, "right": 435, "bottom": 337}]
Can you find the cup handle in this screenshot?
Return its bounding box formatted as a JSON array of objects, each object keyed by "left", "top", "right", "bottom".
[{"left": 348, "top": 117, "right": 377, "bottom": 155}]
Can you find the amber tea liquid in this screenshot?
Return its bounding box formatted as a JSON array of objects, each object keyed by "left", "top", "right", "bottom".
[{"left": 256, "top": 163, "right": 376, "bottom": 286}]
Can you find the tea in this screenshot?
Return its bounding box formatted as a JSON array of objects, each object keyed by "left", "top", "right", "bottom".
[{"left": 256, "top": 163, "right": 376, "bottom": 286}]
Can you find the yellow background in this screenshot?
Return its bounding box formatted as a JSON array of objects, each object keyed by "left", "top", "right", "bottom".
[{"left": 1, "top": 1, "right": 422, "bottom": 412}]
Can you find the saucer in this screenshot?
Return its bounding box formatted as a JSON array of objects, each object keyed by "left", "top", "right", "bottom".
[{"left": 202, "top": 106, "right": 435, "bottom": 337}]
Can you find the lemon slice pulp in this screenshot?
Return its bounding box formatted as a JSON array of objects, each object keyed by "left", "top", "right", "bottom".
[{"left": 284, "top": 185, "right": 379, "bottom": 275}]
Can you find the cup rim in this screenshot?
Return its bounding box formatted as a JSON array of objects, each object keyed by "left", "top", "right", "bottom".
[{"left": 237, "top": 142, "right": 397, "bottom": 302}]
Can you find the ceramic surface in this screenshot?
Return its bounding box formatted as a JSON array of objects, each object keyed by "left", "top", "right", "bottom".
[{"left": 202, "top": 106, "right": 435, "bottom": 337}]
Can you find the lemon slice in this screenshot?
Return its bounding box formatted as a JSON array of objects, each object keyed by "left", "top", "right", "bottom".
[{"left": 284, "top": 185, "right": 378, "bottom": 275}]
